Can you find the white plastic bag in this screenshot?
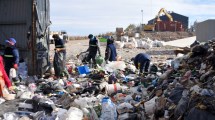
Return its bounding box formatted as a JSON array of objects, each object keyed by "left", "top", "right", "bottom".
[
  {"left": 20, "top": 91, "right": 33, "bottom": 99},
  {"left": 53, "top": 108, "right": 67, "bottom": 120},
  {"left": 121, "top": 36, "right": 129, "bottom": 42},
  {"left": 62, "top": 107, "right": 83, "bottom": 120},
  {"left": 144, "top": 96, "right": 158, "bottom": 115},
  {"left": 126, "top": 64, "right": 136, "bottom": 73},
  {"left": 124, "top": 42, "right": 135, "bottom": 49},
  {"left": 105, "top": 61, "right": 126, "bottom": 72},
  {"left": 117, "top": 102, "right": 133, "bottom": 114},
  {"left": 0, "top": 98, "right": 5, "bottom": 104},
  {"left": 114, "top": 41, "right": 124, "bottom": 49},
  {"left": 3, "top": 112, "right": 19, "bottom": 120},
  {"left": 28, "top": 83, "right": 37, "bottom": 93},
  {"left": 9, "top": 68, "right": 16, "bottom": 79}
]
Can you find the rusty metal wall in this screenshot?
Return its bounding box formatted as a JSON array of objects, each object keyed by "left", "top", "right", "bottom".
[{"left": 196, "top": 19, "right": 215, "bottom": 42}]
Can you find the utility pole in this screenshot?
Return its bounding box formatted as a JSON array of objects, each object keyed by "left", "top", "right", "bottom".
[
  {"left": 141, "top": 10, "right": 143, "bottom": 31},
  {"left": 141, "top": 10, "right": 143, "bottom": 24}
]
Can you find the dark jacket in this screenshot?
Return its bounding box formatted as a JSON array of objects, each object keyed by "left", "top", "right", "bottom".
[
  {"left": 105, "top": 44, "right": 117, "bottom": 61},
  {"left": 55, "top": 38, "right": 65, "bottom": 48},
  {"left": 4, "top": 46, "right": 19, "bottom": 75},
  {"left": 4, "top": 47, "right": 19, "bottom": 65},
  {"left": 134, "top": 53, "right": 151, "bottom": 73},
  {"left": 88, "top": 37, "right": 100, "bottom": 55}
]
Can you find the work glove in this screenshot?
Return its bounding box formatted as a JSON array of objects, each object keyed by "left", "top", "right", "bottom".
[
  {"left": 8, "top": 86, "right": 15, "bottom": 94},
  {"left": 13, "top": 64, "right": 18, "bottom": 70}
]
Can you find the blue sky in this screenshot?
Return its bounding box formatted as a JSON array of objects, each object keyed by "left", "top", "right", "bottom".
[{"left": 50, "top": 0, "right": 215, "bottom": 36}]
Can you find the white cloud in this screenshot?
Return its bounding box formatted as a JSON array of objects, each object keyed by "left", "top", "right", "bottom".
[{"left": 50, "top": 0, "right": 215, "bottom": 35}]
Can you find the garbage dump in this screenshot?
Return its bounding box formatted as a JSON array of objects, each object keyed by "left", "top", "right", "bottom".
[{"left": 1, "top": 39, "right": 215, "bottom": 120}]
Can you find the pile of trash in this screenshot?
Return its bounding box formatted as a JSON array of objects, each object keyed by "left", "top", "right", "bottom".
[
  {"left": 114, "top": 36, "right": 165, "bottom": 49},
  {"left": 1, "top": 40, "right": 215, "bottom": 120}
]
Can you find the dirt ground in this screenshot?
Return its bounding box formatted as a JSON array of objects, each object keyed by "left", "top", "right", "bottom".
[
  {"left": 49, "top": 40, "right": 177, "bottom": 64},
  {"left": 141, "top": 31, "right": 195, "bottom": 41}
]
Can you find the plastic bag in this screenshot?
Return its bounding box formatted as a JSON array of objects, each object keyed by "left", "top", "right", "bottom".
[
  {"left": 0, "top": 97, "right": 5, "bottom": 104},
  {"left": 100, "top": 97, "right": 117, "bottom": 120},
  {"left": 117, "top": 102, "right": 133, "bottom": 114},
  {"left": 52, "top": 108, "right": 67, "bottom": 120},
  {"left": 105, "top": 61, "right": 126, "bottom": 72},
  {"left": 62, "top": 107, "right": 83, "bottom": 120},
  {"left": 3, "top": 112, "right": 19, "bottom": 120},
  {"left": 18, "top": 62, "right": 28, "bottom": 80},
  {"left": 28, "top": 83, "right": 37, "bottom": 93},
  {"left": 96, "top": 56, "right": 104, "bottom": 65},
  {"left": 121, "top": 36, "right": 129, "bottom": 42},
  {"left": 9, "top": 68, "right": 17, "bottom": 79},
  {"left": 144, "top": 96, "right": 158, "bottom": 115},
  {"left": 20, "top": 91, "right": 33, "bottom": 99},
  {"left": 124, "top": 42, "right": 136, "bottom": 49},
  {"left": 114, "top": 41, "right": 124, "bottom": 49}
]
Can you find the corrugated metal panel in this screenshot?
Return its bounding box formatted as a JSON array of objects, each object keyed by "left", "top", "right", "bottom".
[
  {"left": 0, "top": 0, "right": 32, "bottom": 58},
  {"left": 196, "top": 19, "right": 215, "bottom": 42},
  {"left": 0, "top": 0, "right": 50, "bottom": 76},
  {"left": 35, "top": 0, "right": 50, "bottom": 75}
]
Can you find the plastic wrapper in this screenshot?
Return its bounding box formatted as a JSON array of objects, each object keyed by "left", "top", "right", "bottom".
[
  {"left": 18, "top": 62, "right": 28, "bottom": 80},
  {"left": 105, "top": 61, "right": 126, "bottom": 72},
  {"left": 28, "top": 83, "right": 37, "bottom": 93},
  {"left": 144, "top": 96, "right": 158, "bottom": 115},
  {"left": 3, "top": 112, "right": 19, "bottom": 120},
  {"left": 62, "top": 107, "right": 83, "bottom": 120},
  {"left": 117, "top": 102, "right": 133, "bottom": 114},
  {"left": 0, "top": 97, "right": 5, "bottom": 104}
]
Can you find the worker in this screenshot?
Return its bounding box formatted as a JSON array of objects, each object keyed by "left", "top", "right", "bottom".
[
  {"left": 82, "top": 34, "right": 101, "bottom": 67},
  {"left": 131, "top": 53, "right": 151, "bottom": 73},
  {"left": 105, "top": 36, "right": 117, "bottom": 63},
  {"left": 0, "top": 56, "right": 15, "bottom": 100},
  {"left": 52, "top": 34, "right": 68, "bottom": 78},
  {"left": 4, "top": 38, "right": 19, "bottom": 77}
]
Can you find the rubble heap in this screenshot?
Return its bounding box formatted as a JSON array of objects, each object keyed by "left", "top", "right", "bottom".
[{"left": 1, "top": 40, "right": 215, "bottom": 120}]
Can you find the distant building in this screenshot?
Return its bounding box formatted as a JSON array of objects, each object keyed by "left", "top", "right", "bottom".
[
  {"left": 148, "top": 12, "right": 189, "bottom": 30},
  {"left": 196, "top": 19, "right": 215, "bottom": 42}
]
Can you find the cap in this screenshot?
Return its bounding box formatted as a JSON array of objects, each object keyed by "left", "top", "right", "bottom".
[
  {"left": 88, "top": 34, "right": 93, "bottom": 39},
  {"left": 5, "top": 38, "right": 16, "bottom": 45}
]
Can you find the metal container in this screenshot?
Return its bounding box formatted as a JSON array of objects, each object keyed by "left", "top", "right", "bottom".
[
  {"left": 155, "top": 21, "right": 183, "bottom": 32},
  {"left": 148, "top": 12, "right": 188, "bottom": 30},
  {"left": 196, "top": 19, "right": 215, "bottom": 42}
]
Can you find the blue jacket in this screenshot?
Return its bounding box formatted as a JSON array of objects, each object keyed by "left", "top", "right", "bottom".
[
  {"left": 105, "top": 44, "right": 117, "bottom": 61},
  {"left": 134, "top": 53, "right": 151, "bottom": 73},
  {"left": 4, "top": 46, "right": 19, "bottom": 64}
]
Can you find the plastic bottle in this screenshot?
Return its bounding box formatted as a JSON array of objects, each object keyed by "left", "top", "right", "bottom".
[{"left": 100, "top": 97, "right": 117, "bottom": 120}]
